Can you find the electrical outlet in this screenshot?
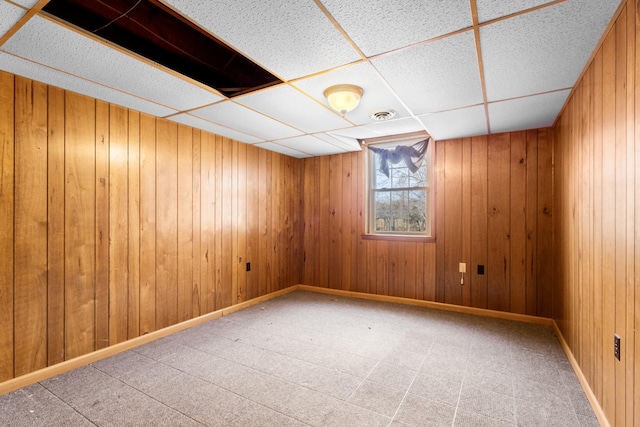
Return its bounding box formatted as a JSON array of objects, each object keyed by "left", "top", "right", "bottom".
[
  {"left": 477, "top": 265, "right": 484, "bottom": 275},
  {"left": 614, "top": 334, "right": 621, "bottom": 360},
  {"left": 246, "top": 262, "right": 251, "bottom": 272},
  {"left": 459, "top": 263, "right": 466, "bottom": 273}
]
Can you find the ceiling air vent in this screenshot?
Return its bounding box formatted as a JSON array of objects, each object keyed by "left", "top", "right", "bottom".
[{"left": 370, "top": 109, "right": 396, "bottom": 121}]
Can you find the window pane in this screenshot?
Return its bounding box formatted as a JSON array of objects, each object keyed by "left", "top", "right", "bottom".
[{"left": 374, "top": 189, "right": 426, "bottom": 232}]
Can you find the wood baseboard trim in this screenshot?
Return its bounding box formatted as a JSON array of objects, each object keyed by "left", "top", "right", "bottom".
[
  {"left": 552, "top": 321, "right": 610, "bottom": 427},
  {"left": 295, "top": 285, "right": 554, "bottom": 326},
  {"left": 0, "top": 285, "right": 297, "bottom": 397}
]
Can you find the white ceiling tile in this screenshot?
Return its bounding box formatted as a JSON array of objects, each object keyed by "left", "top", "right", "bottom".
[
  {"left": 167, "top": 113, "right": 264, "bottom": 145},
  {"left": 0, "top": 51, "right": 177, "bottom": 117},
  {"left": 488, "top": 90, "right": 570, "bottom": 133},
  {"left": 476, "top": 0, "right": 555, "bottom": 23},
  {"left": 8, "top": 0, "right": 40, "bottom": 8},
  {"left": 191, "top": 101, "right": 302, "bottom": 141},
  {"left": 3, "top": 15, "right": 223, "bottom": 111},
  {"left": 418, "top": 105, "right": 488, "bottom": 140},
  {"left": 315, "top": 133, "right": 362, "bottom": 152},
  {"left": 372, "top": 31, "right": 483, "bottom": 115},
  {"left": 255, "top": 142, "right": 312, "bottom": 159},
  {"left": 293, "top": 62, "right": 411, "bottom": 126},
  {"left": 273, "top": 135, "right": 347, "bottom": 157},
  {"left": 331, "top": 117, "right": 425, "bottom": 141},
  {"left": 320, "top": 0, "right": 472, "bottom": 56},
  {"left": 163, "top": 0, "right": 361, "bottom": 80},
  {"left": 0, "top": 2, "right": 26, "bottom": 40},
  {"left": 481, "top": 0, "right": 621, "bottom": 101},
  {"left": 236, "top": 84, "right": 350, "bottom": 133}
]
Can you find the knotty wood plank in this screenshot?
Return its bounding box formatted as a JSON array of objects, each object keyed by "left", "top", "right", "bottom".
[
  {"left": 155, "top": 119, "right": 178, "bottom": 329},
  {"left": 404, "top": 242, "right": 417, "bottom": 299},
  {"left": 510, "top": 131, "right": 527, "bottom": 314},
  {"left": 525, "top": 130, "right": 538, "bottom": 316},
  {"left": 139, "top": 113, "right": 156, "bottom": 335},
  {"left": 213, "top": 135, "right": 224, "bottom": 306},
  {"left": 600, "top": 27, "right": 616, "bottom": 420},
  {"left": 388, "top": 241, "right": 401, "bottom": 297},
  {"left": 236, "top": 141, "right": 247, "bottom": 303},
  {"left": 47, "top": 85, "right": 65, "bottom": 366},
  {"left": 423, "top": 243, "right": 437, "bottom": 301},
  {"left": 329, "top": 154, "right": 343, "bottom": 289},
  {"left": 64, "top": 91, "right": 96, "bottom": 359},
  {"left": 633, "top": 2, "right": 640, "bottom": 422},
  {"left": 220, "top": 136, "right": 233, "bottom": 306},
  {"left": 0, "top": 71, "right": 14, "bottom": 381},
  {"left": 258, "top": 148, "right": 270, "bottom": 297},
  {"left": 591, "top": 45, "right": 604, "bottom": 404},
  {"left": 302, "top": 158, "right": 316, "bottom": 287},
  {"left": 341, "top": 154, "right": 353, "bottom": 291},
  {"left": 109, "top": 104, "right": 129, "bottom": 345},
  {"left": 14, "top": 77, "right": 48, "bottom": 376},
  {"left": 470, "top": 135, "right": 488, "bottom": 309},
  {"left": 435, "top": 140, "right": 445, "bottom": 302},
  {"left": 318, "top": 155, "right": 330, "bottom": 287},
  {"left": 127, "top": 110, "right": 141, "bottom": 339},
  {"left": 376, "top": 240, "right": 389, "bottom": 295},
  {"left": 243, "top": 145, "right": 258, "bottom": 300},
  {"left": 95, "top": 101, "right": 109, "bottom": 350},
  {"left": 177, "top": 124, "right": 193, "bottom": 321},
  {"left": 614, "top": 12, "right": 628, "bottom": 425},
  {"left": 461, "top": 137, "right": 471, "bottom": 306},
  {"left": 351, "top": 149, "right": 369, "bottom": 292},
  {"left": 200, "top": 131, "right": 215, "bottom": 314},
  {"left": 536, "top": 130, "right": 553, "bottom": 318},
  {"left": 624, "top": 3, "right": 636, "bottom": 425},
  {"left": 444, "top": 140, "right": 463, "bottom": 306},
  {"left": 487, "top": 133, "right": 510, "bottom": 312},
  {"left": 191, "top": 129, "right": 202, "bottom": 315}
]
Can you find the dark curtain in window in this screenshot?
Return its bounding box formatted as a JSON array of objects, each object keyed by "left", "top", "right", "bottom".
[{"left": 368, "top": 137, "right": 430, "bottom": 178}]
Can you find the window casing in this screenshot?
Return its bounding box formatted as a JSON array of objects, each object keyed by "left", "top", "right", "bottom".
[{"left": 365, "top": 134, "right": 434, "bottom": 240}]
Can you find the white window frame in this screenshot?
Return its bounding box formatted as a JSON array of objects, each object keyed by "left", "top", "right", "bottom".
[{"left": 363, "top": 132, "right": 435, "bottom": 241}]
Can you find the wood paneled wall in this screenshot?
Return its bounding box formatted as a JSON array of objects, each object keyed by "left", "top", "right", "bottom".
[
  {"left": 301, "top": 131, "right": 553, "bottom": 316},
  {"left": 553, "top": 1, "right": 638, "bottom": 425},
  {"left": 0, "top": 71, "right": 303, "bottom": 382}
]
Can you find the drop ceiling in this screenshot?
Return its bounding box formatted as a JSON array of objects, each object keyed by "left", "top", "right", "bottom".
[{"left": 0, "top": 0, "right": 622, "bottom": 158}]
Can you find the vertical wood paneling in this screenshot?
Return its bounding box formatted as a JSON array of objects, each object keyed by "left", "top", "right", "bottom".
[
  {"left": 200, "top": 131, "right": 215, "bottom": 313},
  {"left": 192, "top": 130, "right": 202, "bottom": 315},
  {"left": 0, "top": 71, "right": 14, "bottom": 381},
  {"left": 47, "top": 85, "right": 65, "bottom": 365},
  {"left": 127, "top": 111, "right": 140, "bottom": 339},
  {"left": 14, "top": 77, "right": 48, "bottom": 376},
  {"left": 95, "top": 101, "right": 109, "bottom": 351},
  {"left": 487, "top": 133, "right": 511, "bottom": 312},
  {"left": 525, "top": 130, "right": 539, "bottom": 315},
  {"left": 443, "top": 139, "right": 463, "bottom": 305},
  {"left": 177, "top": 125, "right": 193, "bottom": 321},
  {"left": 510, "top": 131, "right": 527, "bottom": 314},
  {"left": 461, "top": 137, "right": 472, "bottom": 306},
  {"left": 301, "top": 129, "right": 552, "bottom": 317},
  {"left": 245, "top": 145, "right": 259, "bottom": 300},
  {"left": 139, "top": 113, "right": 156, "bottom": 335},
  {"left": 329, "top": 155, "right": 343, "bottom": 289},
  {"left": 108, "top": 104, "right": 128, "bottom": 345},
  {"left": 0, "top": 72, "right": 303, "bottom": 383},
  {"left": 553, "top": 4, "right": 640, "bottom": 424},
  {"left": 64, "top": 91, "right": 96, "bottom": 359},
  {"left": 155, "top": 119, "right": 178, "bottom": 329},
  {"left": 470, "top": 135, "right": 488, "bottom": 308}
]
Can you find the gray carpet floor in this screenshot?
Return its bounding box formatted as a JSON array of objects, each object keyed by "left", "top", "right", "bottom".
[{"left": 0, "top": 290, "right": 599, "bottom": 426}]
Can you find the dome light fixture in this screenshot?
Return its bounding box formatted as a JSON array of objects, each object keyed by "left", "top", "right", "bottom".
[{"left": 323, "top": 84, "right": 363, "bottom": 115}]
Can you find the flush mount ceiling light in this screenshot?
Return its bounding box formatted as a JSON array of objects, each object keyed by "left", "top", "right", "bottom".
[{"left": 323, "top": 84, "right": 363, "bottom": 114}]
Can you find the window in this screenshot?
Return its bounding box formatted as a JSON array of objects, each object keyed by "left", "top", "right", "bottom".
[{"left": 365, "top": 134, "right": 433, "bottom": 239}]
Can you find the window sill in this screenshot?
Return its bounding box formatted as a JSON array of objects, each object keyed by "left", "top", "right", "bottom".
[{"left": 361, "top": 234, "right": 436, "bottom": 243}]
